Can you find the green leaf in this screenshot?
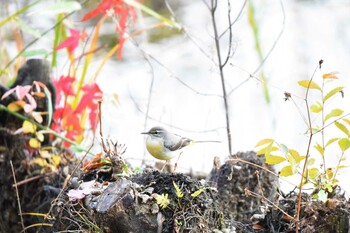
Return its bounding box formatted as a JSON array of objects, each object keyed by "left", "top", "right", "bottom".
[
  {"left": 15, "top": 18, "right": 41, "bottom": 38},
  {"left": 0, "top": 0, "right": 41, "bottom": 27},
  {"left": 323, "top": 86, "right": 343, "bottom": 103},
  {"left": 314, "top": 143, "right": 324, "bottom": 157},
  {"left": 338, "top": 138, "right": 350, "bottom": 152},
  {"left": 21, "top": 49, "right": 49, "bottom": 57},
  {"left": 279, "top": 165, "right": 294, "bottom": 177},
  {"left": 307, "top": 158, "right": 315, "bottom": 167},
  {"left": 310, "top": 101, "right": 323, "bottom": 113},
  {"left": 334, "top": 121, "right": 350, "bottom": 137},
  {"left": 191, "top": 187, "right": 207, "bottom": 197},
  {"left": 173, "top": 181, "right": 183, "bottom": 198},
  {"left": 325, "top": 138, "right": 339, "bottom": 147},
  {"left": 324, "top": 109, "right": 343, "bottom": 122},
  {"left": 124, "top": 0, "right": 181, "bottom": 29},
  {"left": 28, "top": 1, "right": 81, "bottom": 15},
  {"left": 155, "top": 193, "right": 170, "bottom": 209},
  {"left": 265, "top": 155, "right": 286, "bottom": 165},
  {"left": 308, "top": 167, "right": 319, "bottom": 180},
  {"left": 298, "top": 80, "right": 321, "bottom": 91}
]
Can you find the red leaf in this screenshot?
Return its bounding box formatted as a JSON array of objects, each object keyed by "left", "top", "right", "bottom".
[
  {"left": 76, "top": 83, "right": 103, "bottom": 131},
  {"left": 56, "top": 29, "right": 86, "bottom": 54},
  {"left": 81, "top": 0, "right": 138, "bottom": 60},
  {"left": 53, "top": 75, "right": 76, "bottom": 105},
  {"left": 81, "top": 0, "right": 116, "bottom": 21}
]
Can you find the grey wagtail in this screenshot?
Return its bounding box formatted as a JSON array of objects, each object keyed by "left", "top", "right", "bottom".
[{"left": 141, "top": 126, "right": 220, "bottom": 161}]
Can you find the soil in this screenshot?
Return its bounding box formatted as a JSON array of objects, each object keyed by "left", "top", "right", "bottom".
[{"left": 1, "top": 134, "right": 350, "bottom": 233}]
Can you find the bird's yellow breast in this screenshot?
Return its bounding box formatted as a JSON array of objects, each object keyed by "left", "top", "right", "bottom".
[{"left": 146, "top": 137, "right": 174, "bottom": 160}]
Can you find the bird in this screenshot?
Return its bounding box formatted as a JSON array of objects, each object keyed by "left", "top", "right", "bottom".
[
  {"left": 141, "top": 126, "right": 220, "bottom": 169},
  {"left": 141, "top": 126, "right": 193, "bottom": 161}
]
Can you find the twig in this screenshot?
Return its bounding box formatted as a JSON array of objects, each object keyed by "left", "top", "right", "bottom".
[
  {"left": 231, "top": 158, "right": 298, "bottom": 187},
  {"left": 12, "top": 173, "right": 53, "bottom": 188},
  {"left": 127, "top": 87, "right": 226, "bottom": 133},
  {"left": 3, "top": 6, "right": 77, "bottom": 70},
  {"left": 245, "top": 188, "right": 294, "bottom": 220},
  {"left": 227, "top": 0, "right": 285, "bottom": 97},
  {"left": 219, "top": 0, "right": 248, "bottom": 39},
  {"left": 10, "top": 160, "right": 26, "bottom": 232},
  {"left": 0, "top": 104, "right": 91, "bottom": 154},
  {"left": 295, "top": 61, "right": 321, "bottom": 233},
  {"left": 45, "top": 144, "right": 93, "bottom": 219},
  {"left": 210, "top": 0, "right": 232, "bottom": 157}
]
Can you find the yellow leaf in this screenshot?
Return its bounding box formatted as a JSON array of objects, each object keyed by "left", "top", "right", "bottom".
[
  {"left": 326, "top": 168, "right": 334, "bottom": 180},
  {"left": 289, "top": 149, "right": 305, "bottom": 163},
  {"left": 325, "top": 138, "right": 338, "bottom": 147},
  {"left": 173, "top": 181, "right": 184, "bottom": 198},
  {"left": 298, "top": 80, "right": 321, "bottom": 91},
  {"left": 324, "top": 109, "right": 343, "bottom": 122},
  {"left": 29, "top": 138, "right": 40, "bottom": 148},
  {"left": 255, "top": 138, "right": 274, "bottom": 147},
  {"left": 8, "top": 100, "right": 25, "bottom": 111},
  {"left": 256, "top": 146, "right": 278, "bottom": 156},
  {"left": 314, "top": 143, "right": 324, "bottom": 156},
  {"left": 323, "top": 86, "right": 343, "bottom": 103},
  {"left": 23, "top": 120, "right": 36, "bottom": 133},
  {"left": 307, "top": 158, "right": 315, "bottom": 167},
  {"left": 308, "top": 168, "right": 319, "bottom": 180},
  {"left": 338, "top": 138, "right": 350, "bottom": 152},
  {"left": 342, "top": 118, "right": 350, "bottom": 126},
  {"left": 334, "top": 121, "right": 349, "bottom": 137},
  {"left": 36, "top": 132, "right": 44, "bottom": 142},
  {"left": 265, "top": 155, "right": 286, "bottom": 165},
  {"left": 51, "top": 154, "right": 61, "bottom": 168},
  {"left": 33, "top": 158, "right": 48, "bottom": 167},
  {"left": 279, "top": 165, "right": 293, "bottom": 177},
  {"left": 191, "top": 187, "right": 207, "bottom": 197},
  {"left": 322, "top": 72, "right": 338, "bottom": 79},
  {"left": 310, "top": 101, "right": 323, "bottom": 113},
  {"left": 154, "top": 193, "right": 170, "bottom": 209}
]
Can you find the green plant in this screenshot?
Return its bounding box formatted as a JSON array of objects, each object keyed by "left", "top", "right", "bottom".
[{"left": 256, "top": 64, "right": 348, "bottom": 202}]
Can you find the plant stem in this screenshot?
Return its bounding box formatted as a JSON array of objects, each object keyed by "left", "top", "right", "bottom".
[
  {"left": 210, "top": 0, "right": 232, "bottom": 157},
  {"left": 0, "top": 104, "right": 91, "bottom": 154}
]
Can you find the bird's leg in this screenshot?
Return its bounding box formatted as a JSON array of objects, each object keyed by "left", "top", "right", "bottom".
[
  {"left": 174, "top": 151, "right": 183, "bottom": 172},
  {"left": 160, "top": 161, "right": 168, "bottom": 172}
]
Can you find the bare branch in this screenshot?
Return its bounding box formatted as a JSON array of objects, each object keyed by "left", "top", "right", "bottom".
[{"left": 210, "top": 0, "right": 232, "bottom": 156}]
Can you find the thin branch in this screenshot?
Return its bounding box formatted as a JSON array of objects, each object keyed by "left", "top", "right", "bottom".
[
  {"left": 221, "top": 0, "right": 233, "bottom": 67},
  {"left": 0, "top": 104, "right": 91, "bottom": 154},
  {"left": 127, "top": 87, "right": 225, "bottom": 134},
  {"left": 148, "top": 53, "right": 221, "bottom": 97},
  {"left": 11, "top": 160, "right": 26, "bottom": 232},
  {"left": 227, "top": 0, "right": 285, "bottom": 96},
  {"left": 210, "top": 0, "right": 232, "bottom": 156},
  {"left": 45, "top": 144, "right": 93, "bottom": 219},
  {"left": 245, "top": 188, "right": 294, "bottom": 220},
  {"left": 219, "top": 0, "right": 248, "bottom": 39},
  {"left": 295, "top": 61, "right": 320, "bottom": 233},
  {"left": 3, "top": 7, "right": 78, "bottom": 70}
]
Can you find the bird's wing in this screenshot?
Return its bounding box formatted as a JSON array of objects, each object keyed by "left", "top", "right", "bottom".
[{"left": 164, "top": 133, "right": 192, "bottom": 151}]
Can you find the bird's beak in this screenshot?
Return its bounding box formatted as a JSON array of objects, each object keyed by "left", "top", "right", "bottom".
[{"left": 141, "top": 132, "right": 149, "bottom": 135}]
